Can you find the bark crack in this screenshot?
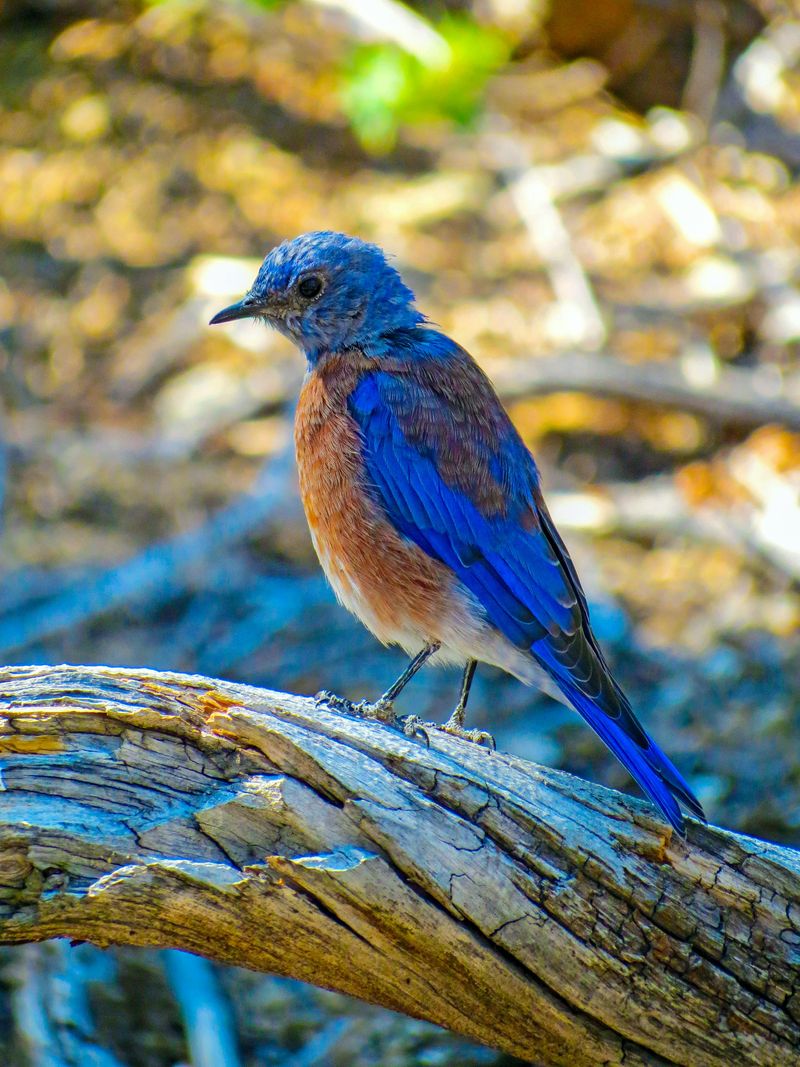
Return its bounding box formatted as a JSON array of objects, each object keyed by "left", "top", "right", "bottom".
[{"left": 1, "top": 665, "right": 799, "bottom": 1066}]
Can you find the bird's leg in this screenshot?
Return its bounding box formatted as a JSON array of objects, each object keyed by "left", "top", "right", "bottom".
[
  {"left": 437, "top": 660, "right": 495, "bottom": 749},
  {"left": 354, "top": 641, "right": 440, "bottom": 723},
  {"left": 402, "top": 659, "right": 494, "bottom": 748},
  {"left": 317, "top": 642, "right": 440, "bottom": 727},
  {"left": 446, "top": 659, "right": 476, "bottom": 730}
]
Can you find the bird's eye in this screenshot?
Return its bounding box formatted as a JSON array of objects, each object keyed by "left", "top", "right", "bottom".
[{"left": 298, "top": 275, "right": 323, "bottom": 299}]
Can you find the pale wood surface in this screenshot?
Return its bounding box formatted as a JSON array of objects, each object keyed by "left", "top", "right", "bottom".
[{"left": 0, "top": 665, "right": 798, "bottom": 1065}]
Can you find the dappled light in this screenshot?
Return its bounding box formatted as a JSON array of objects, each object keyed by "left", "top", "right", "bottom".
[{"left": 1, "top": 1, "right": 799, "bottom": 1063}]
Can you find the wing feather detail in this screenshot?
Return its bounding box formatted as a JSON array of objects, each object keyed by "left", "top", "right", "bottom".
[{"left": 347, "top": 345, "right": 704, "bottom": 831}]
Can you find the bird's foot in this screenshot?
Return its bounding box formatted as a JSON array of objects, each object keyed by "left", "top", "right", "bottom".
[
  {"left": 399, "top": 715, "right": 432, "bottom": 745},
  {"left": 315, "top": 692, "right": 493, "bottom": 748},
  {"left": 396, "top": 710, "right": 495, "bottom": 750},
  {"left": 315, "top": 689, "right": 356, "bottom": 715},
  {"left": 438, "top": 707, "right": 496, "bottom": 750},
  {"left": 351, "top": 696, "right": 397, "bottom": 724},
  {"left": 315, "top": 690, "right": 398, "bottom": 726},
  {"left": 438, "top": 721, "right": 496, "bottom": 749}
]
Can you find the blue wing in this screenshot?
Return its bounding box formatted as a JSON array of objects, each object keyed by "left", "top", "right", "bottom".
[{"left": 349, "top": 355, "right": 703, "bottom": 834}]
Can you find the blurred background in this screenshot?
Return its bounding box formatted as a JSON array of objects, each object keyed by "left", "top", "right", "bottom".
[{"left": 1, "top": 0, "right": 799, "bottom": 1063}]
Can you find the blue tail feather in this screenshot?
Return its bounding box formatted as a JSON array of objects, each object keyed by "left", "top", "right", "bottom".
[
  {"left": 534, "top": 647, "right": 703, "bottom": 835},
  {"left": 563, "top": 683, "right": 688, "bottom": 833}
]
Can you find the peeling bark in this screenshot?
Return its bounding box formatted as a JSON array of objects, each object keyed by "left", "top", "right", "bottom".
[{"left": 0, "top": 665, "right": 798, "bottom": 1066}]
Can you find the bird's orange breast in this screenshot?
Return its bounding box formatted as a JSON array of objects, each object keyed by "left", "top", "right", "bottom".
[{"left": 294, "top": 355, "right": 458, "bottom": 648}]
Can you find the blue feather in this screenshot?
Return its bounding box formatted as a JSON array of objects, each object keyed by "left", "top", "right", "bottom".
[
  {"left": 212, "top": 231, "right": 704, "bottom": 834},
  {"left": 349, "top": 352, "right": 704, "bottom": 834}
]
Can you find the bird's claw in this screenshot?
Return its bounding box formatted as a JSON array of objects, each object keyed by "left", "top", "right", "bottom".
[
  {"left": 400, "top": 715, "right": 431, "bottom": 746},
  {"left": 400, "top": 713, "right": 495, "bottom": 751},
  {"left": 315, "top": 690, "right": 398, "bottom": 726},
  {"left": 351, "top": 696, "right": 396, "bottom": 724},
  {"left": 439, "top": 713, "right": 496, "bottom": 750},
  {"left": 315, "top": 689, "right": 356, "bottom": 715},
  {"left": 315, "top": 691, "right": 493, "bottom": 750}
]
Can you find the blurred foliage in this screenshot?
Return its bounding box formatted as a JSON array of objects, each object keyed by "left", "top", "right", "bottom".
[
  {"left": 0, "top": 0, "right": 798, "bottom": 824},
  {"left": 138, "top": 0, "right": 514, "bottom": 151},
  {"left": 342, "top": 15, "right": 512, "bottom": 151},
  {"left": 1, "top": 0, "right": 800, "bottom": 1063}
]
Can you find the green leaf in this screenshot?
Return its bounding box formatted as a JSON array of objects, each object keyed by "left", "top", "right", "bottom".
[{"left": 341, "top": 13, "right": 511, "bottom": 153}]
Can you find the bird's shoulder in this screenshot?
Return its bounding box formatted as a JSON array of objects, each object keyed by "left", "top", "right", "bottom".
[
  {"left": 297, "top": 348, "right": 376, "bottom": 431},
  {"left": 359, "top": 328, "right": 510, "bottom": 428},
  {"left": 347, "top": 328, "right": 538, "bottom": 519}
]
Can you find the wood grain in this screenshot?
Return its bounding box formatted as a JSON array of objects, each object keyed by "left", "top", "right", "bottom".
[{"left": 0, "top": 665, "right": 798, "bottom": 1065}]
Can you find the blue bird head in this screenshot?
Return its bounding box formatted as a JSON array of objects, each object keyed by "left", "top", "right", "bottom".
[{"left": 209, "top": 231, "right": 424, "bottom": 358}]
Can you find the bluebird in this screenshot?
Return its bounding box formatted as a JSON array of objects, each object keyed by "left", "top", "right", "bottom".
[{"left": 210, "top": 231, "right": 704, "bottom": 835}]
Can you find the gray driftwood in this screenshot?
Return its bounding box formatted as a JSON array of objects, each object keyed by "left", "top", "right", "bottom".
[{"left": 0, "top": 665, "right": 798, "bottom": 1066}]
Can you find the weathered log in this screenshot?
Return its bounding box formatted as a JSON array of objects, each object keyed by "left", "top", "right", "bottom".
[{"left": 0, "top": 664, "right": 798, "bottom": 1065}]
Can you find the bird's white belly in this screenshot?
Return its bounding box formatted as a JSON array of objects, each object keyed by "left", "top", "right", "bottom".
[{"left": 311, "top": 520, "right": 559, "bottom": 697}]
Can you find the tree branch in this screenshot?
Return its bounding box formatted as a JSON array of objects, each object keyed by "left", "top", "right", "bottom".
[
  {"left": 0, "top": 665, "right": 798, "bottom": 1065},
  {"left": 491, "top": 352, "right": 800, "bottom": 432}
]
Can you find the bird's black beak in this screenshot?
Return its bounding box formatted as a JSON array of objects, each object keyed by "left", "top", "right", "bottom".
[{"left": 209, "top": 296, "right": 258, "bottom": 325}]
